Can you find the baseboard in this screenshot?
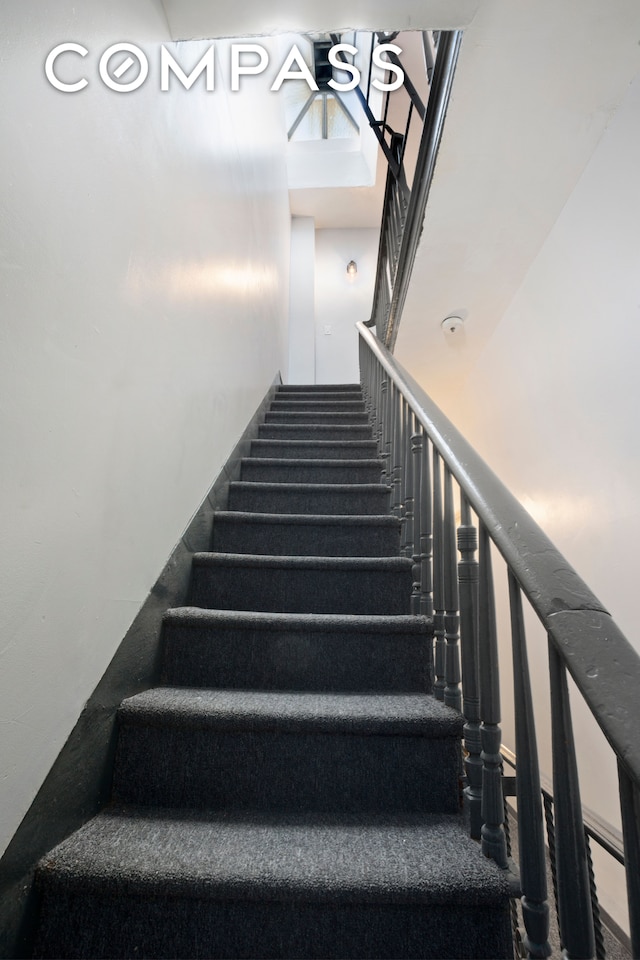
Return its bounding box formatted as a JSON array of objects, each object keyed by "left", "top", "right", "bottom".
[{"left": 0, "top": 375, "right": 281, "bottom": 959}]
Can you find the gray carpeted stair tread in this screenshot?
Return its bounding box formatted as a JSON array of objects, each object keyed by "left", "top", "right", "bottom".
[
  {"left": 265, "top": 411, "right": 370, "bottom": 424},
  {"left": 113, "top": 689, "right": 461, "bottom": 812},
  {"left": 189, "top": 552, "right": 413, "bottom": 615},
  {"left": 163, "top": 607, "right": 427, "bottom": 634},
  {"left": 250, "top": 438, "right": 379, "bottom": 459},
  {"left": 161, "top": 608, "right": 432, "bottom": 692},
  {"left": 274, "top": 386, "right": 363, "bottom": 400},
  {"left": 228, "top": 480, "right": 391, "bottom": 515},
  {"left": 278, "top": 383, "right": 362, "bottom": 393},
  {"left": 118, "top": 687, "right": 461, "bottom": 736},
  {"left": 193, "top": 552, "right": 412, "bottom": 571},
  {"left": 211, "top": 512, "right": 400, "bottom": 557},
  {"left": 270, "top": 400, "right": 366, "bottom": 412},
  {"left": 36, "top": 807, "right": 511, "bottom": 905},
  {"left": 239, "top": 457, "right": 382, "bottom": 484},
  {"left": 212, "top": 511, "right": 398, "bottom": 531},
  {"left": 259, "top": 423, "right": 373, "bottom": 440}
]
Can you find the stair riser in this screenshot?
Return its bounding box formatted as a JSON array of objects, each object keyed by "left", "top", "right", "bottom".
[
  {"left": 113, "top": 725, "right": 460, "bottom": 814},
  {"left": 239, "top": 461, "right": 382, "bottom": 484},
  {"left": 270, "top": 401, "right": 366, "bottom": 412},
  {"left": 251, "top": 440, "right": 379, "bottom": 460},
  {"left": 259, "top": 424, "right": 373, "bottom": 441},
  {"left": 228, "top": 484, "right": 390, "bottom": 515},
  {"left": 162, "top": 622, "right": 431, "bottom": 691},
  {"left": 275, "top": 394, "right": 365, "bottom": 404},
  {"left": 265, "top": 412, "right": 370, "bottom": 424},
  {"left": 277, "top": 384, "right": 362, "bottom": 394},
  {"left": 190, "top": 564, "right": 412, "bottom": 615},
  {"left": 34, "top": 894, "right": 512, "bottom": 960},
  {"left": 212, "top": 517, "right": 400, "bottom": 556}
]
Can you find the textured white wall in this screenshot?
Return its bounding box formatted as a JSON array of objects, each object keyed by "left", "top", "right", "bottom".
[
  {"left": 450, "top": 72, "right": 640, "bottom": 933},
  {"left": 314, "top": 228, "right": 378, "bottom": 384},
  {"left": 0, "top": 2, "right": 290, "bottom": 857}
]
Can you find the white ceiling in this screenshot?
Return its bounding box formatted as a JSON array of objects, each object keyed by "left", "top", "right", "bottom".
[
  {"left": 160, "top": 0, "right": 479, "bottom": 40},
  {"left": 160, "top": 0, "right": 640, "bottom": 393}
]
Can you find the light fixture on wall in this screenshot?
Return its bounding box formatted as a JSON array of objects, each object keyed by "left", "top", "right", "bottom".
[{"left": 346, "top": 260, "right": 357, "bottom": 277}]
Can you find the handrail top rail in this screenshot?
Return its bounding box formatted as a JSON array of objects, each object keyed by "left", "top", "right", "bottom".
[{"left": 358, "top": 321, "right": 640, "bottom": 787}]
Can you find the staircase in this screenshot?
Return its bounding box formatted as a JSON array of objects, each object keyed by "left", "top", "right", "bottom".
[{"left": 33, "top": 384, "right": 513, "bottom": 959}]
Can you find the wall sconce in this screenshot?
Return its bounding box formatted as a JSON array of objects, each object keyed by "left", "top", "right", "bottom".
[{"left": 346, "top": 260, "right": 357, "bottom": 277}]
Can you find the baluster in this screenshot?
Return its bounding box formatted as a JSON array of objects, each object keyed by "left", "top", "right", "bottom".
[
  {"left": 379, "top": 378, "right": 389, "bottom": 477},
  {"left": 478, "top": 523, "right": 508, "bottom": 868},
  {"left": 432, "top": 449, "right": 445, "bottom": 701},
  {"left": 362, "top": 346, "right": 372, "bottom": 421},
  {"left": 418, "top": 432, "right": 433, "bottom": 620},
  {"left": 542, "top": 793, "right": 562, "bottom": 952},
  {"left": 443, "top": 466, "right": 461, "bottom": 711},
  {"left": 374, "top": 363, "right": 383, "bottom": 450},
  {"left": 404, "top": 405, "right": 415, "bottom": 561},
  {"left": 584, "top": 834, "right": 605, "bottom": 960},
  {"left": 508, "top": 572, "right": 551, "bottom": 959},
  {"left": 410, "top": 428, "right": 424, "bottom": 616},
  {"left": 366, "top": 354, "right": 377, "bottom": 434},
  {"left": 503, "top": 803, "right": 525, "bottom": 957},
  {"left": 392, "top": 388, "right": 403, "bottom": 521},
  {"left": 548, "top": 640, "right": 595, "bottom": 958},
  {"left": 457, "top": 494, "right": 482, "bottom": 839},
  {"left": 618, "top": 761, "right": 640, "bottom": 958}
]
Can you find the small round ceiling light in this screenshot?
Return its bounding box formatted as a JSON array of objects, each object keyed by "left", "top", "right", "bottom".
[{"left": 346, "top": 260, "right": 357, "bottom": 277}]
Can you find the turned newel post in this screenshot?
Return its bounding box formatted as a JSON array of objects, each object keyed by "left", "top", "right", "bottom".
[
  {"left": 404, "top": 406, "right": 415, "bottom": 561},
  {"left": 478, "top": 523, "right": 508, "bottom": 868},
  {"left": 411, "top": 427, "right": 433, "bottom": 624},
  {"left": 432, "top": 449, "right": 445, "bottom": 701},
  {"left": 457, "top": 494, "right": 482, "bottom": 839},
  {"left": 379, "top": 378, "right": 389, "bottom": 478},
  {"left": 391, "top": 388, "right": 404, "bottom": 521},
  {"left": 443, "top": 465, "right": 461, "bottom": 712},
  {"left": 410, "top": 429, "right": 423, "bottom": 615}
]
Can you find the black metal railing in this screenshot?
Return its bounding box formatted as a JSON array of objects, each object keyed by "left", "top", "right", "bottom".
[
  {"left": 502, "top": 747, "right": 630, "bottom": 958},
  {"left": 358, "top": 321, "right": 640, "bottom": 959},
  {"left": 363, "top": 30, "right": 462, "bottom": 350}
]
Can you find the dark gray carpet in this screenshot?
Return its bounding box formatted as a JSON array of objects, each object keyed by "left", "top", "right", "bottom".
[
  {"left": 250, "top": 438, "right": 380, "bottom": 459},
  {"left": 189, "top": 552, "right": 414, "bottom": 614},
  {"left": 227, "top": 480, "right": 392, "bottom": 515},
  {"left": 239, "top": 457, "right": 383, "bottom": 484},
  {"left": 211, "top": 510, "right": 401, "bottom": 556},
  {"left": 161, "top": 608, "right": 431, "bottom": 691}
]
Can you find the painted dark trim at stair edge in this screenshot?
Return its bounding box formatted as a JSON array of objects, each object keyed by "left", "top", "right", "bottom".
[{"left": 0, "top": 375, "right": 282, "bottom": 960}]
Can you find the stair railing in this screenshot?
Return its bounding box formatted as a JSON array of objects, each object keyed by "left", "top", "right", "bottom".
[
  {"left": 366, "top": 30, "right": 462, "bottom": 351},
  {"left": 358, "top": 321, "right": 640, "bottom": 960},
  {"left": 501, "top": 746, "right": 630, "bottom": 958}
]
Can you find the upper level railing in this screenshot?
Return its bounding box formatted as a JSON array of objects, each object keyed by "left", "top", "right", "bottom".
[
  {"left": 362, "top": 30, "right": 462, "bottom": 350},
  {"left": 358, "top": 321, "right": 640, "bottom": 959}
]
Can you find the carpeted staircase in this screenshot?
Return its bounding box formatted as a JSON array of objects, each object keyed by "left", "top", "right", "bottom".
[{"left": 32, "top": 383, "right": 513, "bottom": 959}]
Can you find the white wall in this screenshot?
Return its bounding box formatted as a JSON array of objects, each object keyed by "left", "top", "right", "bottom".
[
  {"left": 0, "top": 2, "right": 290, "bottom": 858},
  {"left": 288, "top": 217, "right": 315, "bottom": 383},
  {"left": 314, "top": 228, "right": 378, "bottom": 383},
  {"left": 447, "top": 71, "right": 640, "bottom": 931}
]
